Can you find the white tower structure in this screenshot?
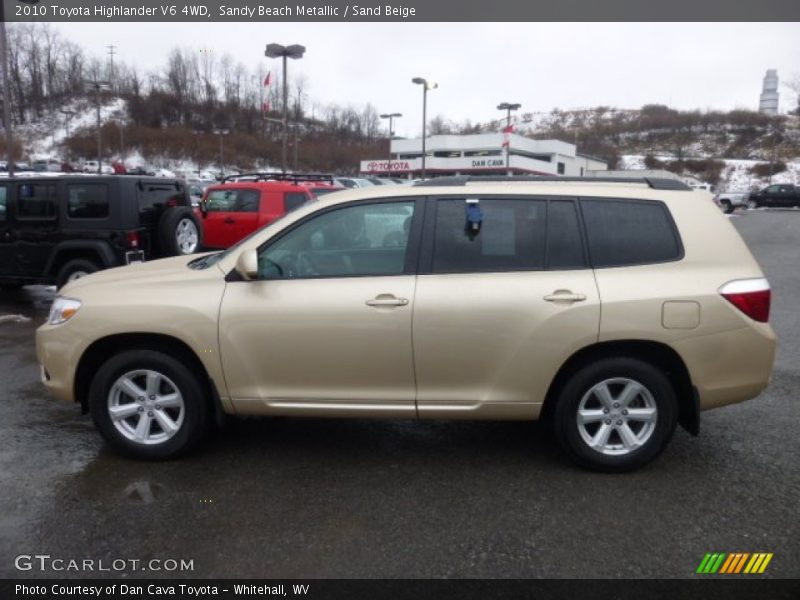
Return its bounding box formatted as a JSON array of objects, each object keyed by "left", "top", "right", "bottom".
[{"left": 759, "top": 69, "right": 779, "bottom": 115}]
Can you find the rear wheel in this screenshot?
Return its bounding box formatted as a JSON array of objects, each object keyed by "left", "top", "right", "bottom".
[
  {"left": 721, "top": 199, "right": 733, "bottom": 214},
  {"left": 552, "top": 357, "right": 677, "bottom": 472},
  {"left": 746, "top": 198, "right": 759, "bottom": 210},
  {"left": 55, "top": 258, "right": 100, "bottom": 289},
  {"left": 88, "top": 349, "right": 210, "bottom": 459}
]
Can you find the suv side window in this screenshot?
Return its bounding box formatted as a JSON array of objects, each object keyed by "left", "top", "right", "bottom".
[
  {"left": 206, "top": 189, "right": 260, "bottom": 212},
  {"left": 581, "top": 198, "right": 681, "bottom": 267},
  {"left": 17, "top": 183, "right": 57, "bottom": 220},
  {"left": 284, "top": 192, "right": 308, "bottom": 212},
  {"left": 67, "top": 184, "right": 109, "bottom": 219},
  {"left": 0, "top": 186, "right": 6, "bottom": 221},
  {"left": 258, "top": 201, "right": 415, "bottom": 279},
  {"left": 138, "top": 182, "right": 186, "bottom": 211},
  {"left": 432, "top": 198, "right": 546, "bottom": 273}
]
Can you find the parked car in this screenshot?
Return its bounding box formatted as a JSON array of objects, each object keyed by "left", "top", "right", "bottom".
[
  {"left": 199, "top": 172, "right": 315, "bottom": 249},
  {"left": 713, "top": 191, "right": 749, "bottom": 214},
  {"left": 334, "top": 177, "right": 375, "bottom": 189},
  {"left": 745, "top": 183, "right": 800, "bottom": 209},
  {"left": 36, "top": 176, "right": 776, "bottom": 471},
  {"left": 82, "top": 161, "right": 100, "bottom": 173},
  {"left": 0, "top": 175, "right": 202, "bottom": 289},
  {"left": 126, "top": 166, "right": 156, "bottom": 177},
  {"left": 32, "top": 158, "right": 63, "bottom": 172}
]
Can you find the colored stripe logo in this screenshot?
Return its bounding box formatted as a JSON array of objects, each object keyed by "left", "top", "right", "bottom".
[{"left": 696, "top": 552, "right": 773, "bottom": 574}]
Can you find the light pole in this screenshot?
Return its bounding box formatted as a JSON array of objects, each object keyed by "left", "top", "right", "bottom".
[
  {"left": 265, "top": 43, "right": 306, "bottom": 174},
  {"left": 412, "top": 78, "right": 437, "bottom": 180},
  {"left": 60, "top": 109, "right": 75, "bottom": 161},
  {"left": 212, "top": 129, "right": 229, "bottom": 176},
  {"left": 497, "top": 102, "right": 521, "bottom": 171},
  {"left": 1, "top": 0, "right": 40, "bottom": 177},
  {"left": 85, "top": 79, "right": 112, "bottom": 174},
  {"left": 380, "top": 112, "right": 401, "bottom": 175}
]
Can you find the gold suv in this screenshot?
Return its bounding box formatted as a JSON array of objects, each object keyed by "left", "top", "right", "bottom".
[{"left": 36, "top": 177, "right": 776, "bottom": 471}]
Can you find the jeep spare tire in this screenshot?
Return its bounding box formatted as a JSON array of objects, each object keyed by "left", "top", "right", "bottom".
[{"left": 158, "top": 207, "right": 202, "bottom": 256}]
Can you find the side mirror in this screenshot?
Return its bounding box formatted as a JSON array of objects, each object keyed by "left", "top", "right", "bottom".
[{"left": 234, "top": 249, "right": 259, "bottom": 280}]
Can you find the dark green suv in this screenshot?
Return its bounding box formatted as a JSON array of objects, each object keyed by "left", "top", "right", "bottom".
[{"left": 0, "top": 176, "right": 202, "bottom": 289}]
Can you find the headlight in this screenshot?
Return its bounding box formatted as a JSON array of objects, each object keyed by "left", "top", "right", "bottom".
[{"left": 47, "top": 297, "right": 82, "bottom": 325}]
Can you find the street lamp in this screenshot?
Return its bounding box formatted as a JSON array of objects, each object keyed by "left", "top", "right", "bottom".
[
  {"left": 265, "top": 43, "right": 305, "bottom": 173},
  {"left": 212, "top": 129, "right": 229, "bottom": 176},
  {"left": 412, "top": 78, "right": 437, "bottom": 179},
  {"left": 380, "top": 112, "right": 402, "bottom": 175},
  {"left": 497, "top": 102, "right": 521, "bottom": 171},
  {"left": 85, "top": 79, "right": 112, "bottom": 174},
  {"left": 1, "top": 0, "right": 41, "bottom": 177}
]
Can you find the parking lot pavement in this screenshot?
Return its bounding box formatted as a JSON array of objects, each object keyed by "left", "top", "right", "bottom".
[{"left": 0, "top": 210, "right": 798, "bottom": 579}]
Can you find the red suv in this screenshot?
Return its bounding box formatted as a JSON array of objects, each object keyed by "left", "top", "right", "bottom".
[{"left": 200, "top": 173, "right": 321, "bottom": 249}]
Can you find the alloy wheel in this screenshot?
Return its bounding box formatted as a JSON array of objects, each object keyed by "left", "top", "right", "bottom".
[
  {"left": 176, "top": 218, "right": 199, "bottom": 254},
  {"left": 576, "top": 377, "right": 658, "bottom": 456}
]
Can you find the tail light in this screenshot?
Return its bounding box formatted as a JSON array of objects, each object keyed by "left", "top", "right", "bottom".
[
  {"left": 126, "top": 230, "right": 140, "bottom": 249},
  {"left": 719, "top": 278, "right": 771, "bottom": 323},
  {"left": 166, "top": 198, "right": 178, "bottom": 208}
]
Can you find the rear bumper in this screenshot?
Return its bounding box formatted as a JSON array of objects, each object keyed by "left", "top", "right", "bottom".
[{"left": 673, "top": 323, "right": 776, "bottom": 411}]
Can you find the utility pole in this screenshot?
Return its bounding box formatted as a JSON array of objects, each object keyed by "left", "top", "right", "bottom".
[
  {"left": 107, "top": 45, "right": 116, "bottom": 90},
  {"left": 60, "top": 109, "right": 75, "bottom": 161},
  {"left": 85, "top": 79, "right": 111, "bottom": 174}
]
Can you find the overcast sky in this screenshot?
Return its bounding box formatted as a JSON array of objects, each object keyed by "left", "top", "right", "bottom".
[{"left": 54, "top": 22, "right": 800, "bottom": 137}]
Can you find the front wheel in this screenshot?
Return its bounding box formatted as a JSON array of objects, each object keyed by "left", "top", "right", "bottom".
[
  {"left": 89, "top": 350, "right": 210, "bottom": 459},
  {"left": 721, "top": 199, "right": 733, "bottom": 214},
  {"left": 746, "top": 199, "right": 759, "bottom": 210},
  {"left": 552, "top": 357, "right": 678, "bottom": 472}
]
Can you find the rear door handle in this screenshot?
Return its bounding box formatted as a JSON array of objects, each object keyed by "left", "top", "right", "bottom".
[
  {"left": 544, "top": 290, "right": 587, "bottom": 303},
  {"left": 366, "top": 295, "right": 409, "bottom": 307},
  {"left": 223, "top": 217, "right": 235, "bottom": 224}
]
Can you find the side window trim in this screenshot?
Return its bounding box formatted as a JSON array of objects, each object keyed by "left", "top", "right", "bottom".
[
  {"left": 247, "top": 196, "right": 425, "bottom": 280},
  {"left": 65, "top": 182, "right": 111, "bottom": 220}
]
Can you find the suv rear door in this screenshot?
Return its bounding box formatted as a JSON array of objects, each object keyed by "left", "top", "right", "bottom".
[
  {"left": 203, "top": 187, "right": 261, "bottom": 249},
  {"left": 412, "top": 196, "right": 601, "bottom": 418}
]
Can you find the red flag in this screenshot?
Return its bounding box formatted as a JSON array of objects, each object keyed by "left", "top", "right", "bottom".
[
  {"left": 262, "top": 101, "right": 270, "bottom": 113},
  {"left": 263, "top": 72, "right": 271, "bottom": 87},
  {"left": 502, "top": 124, "right": 514, "bottom": 148}
]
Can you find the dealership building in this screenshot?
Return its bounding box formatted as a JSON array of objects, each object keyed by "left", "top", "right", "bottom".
[{"left": 360, "top": 132, "right": 607, "bottom": 178}]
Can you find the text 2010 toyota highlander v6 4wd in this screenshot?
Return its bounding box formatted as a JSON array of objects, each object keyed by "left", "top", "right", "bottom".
[{"left": 36, "top": 177, "right": 776, "bottom": 471}]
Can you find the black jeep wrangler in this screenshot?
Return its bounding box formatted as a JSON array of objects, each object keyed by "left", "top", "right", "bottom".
[{"left": 0, "top": 176, "right": 202, "bottom": 289}]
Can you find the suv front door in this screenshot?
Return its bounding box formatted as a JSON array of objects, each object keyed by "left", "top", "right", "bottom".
[
  {"left": 413, "top": 197, "right": 601, "bottom": 418},
  {"left": 203, "top": 187, "right": 261, "bottom": 248},
  {"left": 218, "top": 199, "right": 421, "bottom": 415}
]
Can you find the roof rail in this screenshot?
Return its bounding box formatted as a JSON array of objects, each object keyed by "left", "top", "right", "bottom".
[
  {"left": 413, "top": 175, "right": 692, "bottom": 191},
  {"left": 221, "top": 171, "right": 334, "bottom": 184}
]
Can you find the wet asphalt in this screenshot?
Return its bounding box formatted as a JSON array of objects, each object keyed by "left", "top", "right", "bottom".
[{"left": 0, "top": 209, "right": 798, "bottom": 579}]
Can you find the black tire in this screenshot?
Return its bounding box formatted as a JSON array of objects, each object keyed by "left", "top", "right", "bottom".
[
  {"left": 721, "top": 199, "right": 733, "bottom": 214},
  {"left": 89, "top": 349, "right": 210, "bottom": 460},
  {"left": 157, "top": 207, "right": 202, "bottom": 256},
  {"left": 552, "top": 357, "right": 678, "bottom": 473},
  {"left": 55, "top": 258, "right": 101, "bottom": 289}
]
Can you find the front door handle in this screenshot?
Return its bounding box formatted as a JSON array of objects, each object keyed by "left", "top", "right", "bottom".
[
  {"left": 544, "top": 290, "right": 587, "bottom": 303},
  {"left": 223, "top": 217, "right": 236, "bottom": 224},
  {"left": 366, "top": 295, "right": 409, "bottom": 308}
]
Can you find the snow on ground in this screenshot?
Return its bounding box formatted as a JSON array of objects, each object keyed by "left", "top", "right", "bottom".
[{"left": 620, "top": 155, "right": 800, "bottom": 192}]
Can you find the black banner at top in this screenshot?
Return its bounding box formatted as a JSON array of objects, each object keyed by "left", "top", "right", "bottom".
[{"left": 3, "top": 0, "right": 800, "bottom": 22}]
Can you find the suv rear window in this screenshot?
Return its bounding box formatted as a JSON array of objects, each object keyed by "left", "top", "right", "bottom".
[
  {"left": 67, "top": 184, "right": 109, "bottom": 219},
  {"left": 284, "top": 192, "right": 308, "bottom": 212},
  {"left": 137, "top": 182, "right": 186, "bottom": 211},
  {"left": 581, "top": 198, "right": 681, "bottom": 267},
  {"left": 206, "top": 189, "right": 260, "bottom": 213}
]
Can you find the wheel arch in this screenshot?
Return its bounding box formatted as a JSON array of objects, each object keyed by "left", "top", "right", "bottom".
[
  {"left": 45, "top": 240, "right": 116, "bottom": 276},
  {"left": 74, "top": 332, "right": 225, "bottom": 425},
  {"left": 541, "top": 339, "right": 699, "bottom": 436}
]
